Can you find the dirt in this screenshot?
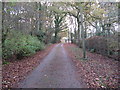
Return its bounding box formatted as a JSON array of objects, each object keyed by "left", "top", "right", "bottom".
[{"left": 18, "top": 44, "right": 86, "bottom": 88}]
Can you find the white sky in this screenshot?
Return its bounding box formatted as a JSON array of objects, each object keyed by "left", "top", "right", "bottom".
[
  {"left": 2, "top": 0, "right": 120, "bottom": 2},
  {"left": 66, "top": 15, "right": 119, "bottom": 35}
]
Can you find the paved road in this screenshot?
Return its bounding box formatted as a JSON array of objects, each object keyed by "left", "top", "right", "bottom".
[{"left": 18, "top": 44, "right": 83, "bottom": 88}]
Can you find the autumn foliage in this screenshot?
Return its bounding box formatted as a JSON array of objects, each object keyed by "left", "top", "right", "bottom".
[{"left": 85, "top": 35, "right": 119, "bottom": 60}]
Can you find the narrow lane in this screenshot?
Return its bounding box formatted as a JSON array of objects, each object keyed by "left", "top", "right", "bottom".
[{"left": 19, "top": 44, "right": 83, "bottom": 88}]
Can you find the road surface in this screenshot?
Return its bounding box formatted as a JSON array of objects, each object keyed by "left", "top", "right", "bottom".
[{"left": 18, "top": 44, "right": 84, "bottom": 88}]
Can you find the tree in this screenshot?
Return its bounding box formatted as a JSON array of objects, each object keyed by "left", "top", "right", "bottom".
[
  {"left": 62, "top": 2, "right": 88, "bottom": 59},
  {"left": 49, "top": 3, "right": 67, "bottom": 43}
]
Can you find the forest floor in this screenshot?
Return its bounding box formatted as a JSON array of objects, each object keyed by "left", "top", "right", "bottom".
[
  {"left": 17, "top": 44, "right": 86, "bottom": 88},
  {"left": 64, "top": 43, "right": 119, "bottom": 88},
  {"left": 2, "top": 43, "right": 119, "bottom": 88},
  {"left": 2, "top": 44, "right": 56, "bottom": 88}
]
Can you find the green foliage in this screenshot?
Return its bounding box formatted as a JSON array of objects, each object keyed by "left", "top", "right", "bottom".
[
  {"left": 2, "top": 31, "right": 45, "bottom": 59},
  {"left": 34, "top": 30, "right": 45, "bottom": 42},
  {"left": 108, "top": 41, "right": 119, "bottom": 55},
  {"left": 118, "top": 3, "right": 120, "bottom": 9},
  {"left": 51, "top": 36, "right": 61, "bottom": 43},
  {"left": 3, "top": 61, "right": 10, "bottom": 65},
  {"left": 89, "top": 48, "right": 96, "bottom": 53}
]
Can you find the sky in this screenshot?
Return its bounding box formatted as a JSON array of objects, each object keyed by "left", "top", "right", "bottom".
[{"left": 1, "top": 0, "right": 120, "bottom": 2}]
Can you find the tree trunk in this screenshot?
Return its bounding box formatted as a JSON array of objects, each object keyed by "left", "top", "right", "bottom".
[
  {"left": 95, "top": 20, "right": 99, "bottom": 35},
  {"left": 77, "top": 18, "right": 81, "bottom": 47},
  {"left": 54, "top": 24, "right": 59, "bottom": 43},
  {"left": 74, "top": 28, "right": 77, "bottom": 44},
  {"left": 80, "top": 6, "right": 86, "bottom": 59},
  {"left": 71, "top": 33, "right": 73, "bottom": 43},
  {"left": 2, "top": 2, "right": 8, "bottom": 46},
  {"left": 36, "top": 2, "right": 42, "bottom": 32},
  {"left": 74, "top": 20, "right": 77, "bottom": 44},
  {"left": 54, "top": 30, "right": 57, "bottom": 43},
  {"left": 84, "top": 21, "right": 87, "bottom": 38}
]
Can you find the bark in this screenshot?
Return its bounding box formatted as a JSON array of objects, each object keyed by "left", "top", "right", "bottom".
[
  {"left": 74, "top": 28, "right": 77, "bottom": 44},
  {"left": 74, "top": 19, "right": 77, "bottom": 44},
  {"left": 80, "top": 6, "right": 86, "bottom": 59},
  {"left": 37, "top": 2, "right": 40, "bottom": 31},
  {"left": 84, "top": 21, "right": 87, "bottom": 38},
  {"left": 77, "top": 18, "right": 81, "bottom": 47},
  {"left": 54, "top": 24, "right": 59, "bottom": 43},
  {"left": 36, "top": 2, "right": 42, "bottom": 32},
  {"left": 71, "top": 33, "right": 73, "bottom": 43},
  {"left": 2, "top": 2, "right": 9, "bottom": 45}
]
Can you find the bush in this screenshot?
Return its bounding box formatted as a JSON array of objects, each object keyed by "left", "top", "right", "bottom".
[
  {"left": 85, "top": 35, "right": 119, "bottom": 60},
  {"left": 2, "top": 31, "right": 45, "bottom": 60},
  {"left": 86, "top": 36, "right": 108, "bottom": 55},
  {"left": 3, "top": 61, "right": 10, "bottom": 65},
  {"left": 89, "top": 48, "right": 96, "bottom": 53}
]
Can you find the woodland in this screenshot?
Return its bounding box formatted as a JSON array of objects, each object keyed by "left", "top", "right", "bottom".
[{"left": 1, "top": 2, "right": 120, "bottom": 88}]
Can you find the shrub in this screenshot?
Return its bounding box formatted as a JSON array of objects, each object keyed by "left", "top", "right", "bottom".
[
  {"left": 85, "top": 35, "right": 119, "bottom": 60},
  {"left": 3, "top": 61, "right": 10, "bottom": 65},
  {"left": 86, "top": 36, "right": 108, "bottom": 55},
  {"left": 2, "top": 31, "right": 45, "bottom": 60},
  {"left": 89, "top": 48, "right": 96, "bottom": 53}
]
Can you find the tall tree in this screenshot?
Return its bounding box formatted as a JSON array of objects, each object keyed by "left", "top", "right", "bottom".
[{"left": 49, "top": 3, "right": 67, "bottom": 43}]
